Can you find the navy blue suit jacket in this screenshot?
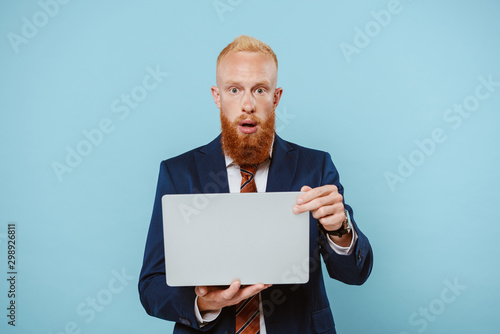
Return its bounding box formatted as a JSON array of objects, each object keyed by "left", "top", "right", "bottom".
[{"left": 139, "top": 135, "right": 373, "bottom": 334}]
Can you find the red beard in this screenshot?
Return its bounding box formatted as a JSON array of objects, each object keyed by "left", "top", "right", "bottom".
[{"left": 220, "top": 111, "right": 275, "bottom": 165}]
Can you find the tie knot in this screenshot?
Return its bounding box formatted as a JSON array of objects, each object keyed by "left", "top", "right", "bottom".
[
  {"left": 240, "top": 164, "right": 258, "bottom": 193},
  {"left": 240, "top": 164, "right": 257, "bottom": 176}
]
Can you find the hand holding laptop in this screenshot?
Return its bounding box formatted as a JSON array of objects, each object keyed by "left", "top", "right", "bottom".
[
  {"left": 294, "top": 185, "right": 352, "bottom": 247},
  {"left": 195, "top": 280, "right": 272, "bottom": 314},
  {"left": 191, "top": 185, "right": 348, "bottom": 314}
]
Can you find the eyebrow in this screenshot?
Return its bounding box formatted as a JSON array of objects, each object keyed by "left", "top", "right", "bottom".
[{"left": 224, "top": 80, "right": 272, "bottom": 87}]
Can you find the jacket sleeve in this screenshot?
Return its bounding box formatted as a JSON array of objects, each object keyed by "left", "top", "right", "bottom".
[
  {"left": 317, "top": 153, "right": 374, "bottom": 285},
  {"left": 138, "top": 161, "right": 220, "bottom": 332}
]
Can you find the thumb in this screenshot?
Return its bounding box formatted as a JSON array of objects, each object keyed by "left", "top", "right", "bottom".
[
  {"left": 195, "top": 286, "right": 208, "bottom": 297},
  {"left": 222, "top": 280, "right": 241, "bottom": 300}
]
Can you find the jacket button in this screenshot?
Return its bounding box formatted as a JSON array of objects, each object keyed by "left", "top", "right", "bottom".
[
  {"left": 357, "top": 249, "right": 363, "bottom": 262},
  {"left": 179, "top": 317, "right": 191, "bottom": 326}
]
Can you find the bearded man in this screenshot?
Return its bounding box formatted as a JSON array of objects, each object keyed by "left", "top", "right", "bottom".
[{"left": 139, "top": 35, "right": 373, "bottom": 334}]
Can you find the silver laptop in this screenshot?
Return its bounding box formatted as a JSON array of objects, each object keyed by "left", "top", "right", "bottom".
[{"left": 162, "top": 192, "right": 310, "bottom": 286}]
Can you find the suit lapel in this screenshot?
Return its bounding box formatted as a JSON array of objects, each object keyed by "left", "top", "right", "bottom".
[
  {"left": 266, "top": 135, "right": 299, "bottom": 192},
  {"left": 194, "top": 135, "right": 229, "bottom": 194}
]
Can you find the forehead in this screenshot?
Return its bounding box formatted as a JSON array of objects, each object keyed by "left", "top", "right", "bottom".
[{"left": 217, "top": 51, "right": 277, "bottom": 85}]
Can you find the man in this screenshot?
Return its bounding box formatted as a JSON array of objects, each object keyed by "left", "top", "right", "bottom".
[{"left": 139, "top": 35, "right": 373, "bottom": 334}]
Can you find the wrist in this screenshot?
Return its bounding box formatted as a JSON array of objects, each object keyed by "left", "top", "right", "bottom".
[{"left": 328, "top": 231, "right": 353, "bottom": 247}]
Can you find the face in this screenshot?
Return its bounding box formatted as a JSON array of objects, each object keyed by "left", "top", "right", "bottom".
[{"left": 212, "top": 51, "right": 283, "bottom": 165}]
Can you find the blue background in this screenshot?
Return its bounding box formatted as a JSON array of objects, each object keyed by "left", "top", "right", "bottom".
[{"left": 1, "top": 0, "right": 499, "bottom": 333}]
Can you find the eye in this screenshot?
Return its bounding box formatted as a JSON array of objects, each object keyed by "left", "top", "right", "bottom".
[
  {"left": 230, "top": 87, "right": 239, "bottom": 94},
  {"left": 256, "top": 88, "right": 265, "bottom": 94}
]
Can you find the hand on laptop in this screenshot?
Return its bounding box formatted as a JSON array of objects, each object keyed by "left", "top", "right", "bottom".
[
  {"left": 195, "top": 280, "right": 272, "bottom": 314},
  {"left": 293, "top": 185, "right": 352, "bottom": 247}
]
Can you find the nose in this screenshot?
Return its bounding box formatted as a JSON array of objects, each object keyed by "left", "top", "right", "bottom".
[{"left": 241, "top": 91, "right": 255, "bottom": 114}]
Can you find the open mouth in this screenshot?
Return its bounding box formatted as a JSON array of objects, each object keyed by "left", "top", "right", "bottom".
[
  {"left": 239, "top": 120, "right": 257, "bottom": 127},
  {"left": 238, "top": 119, "right": 258, "bottom": 134}
]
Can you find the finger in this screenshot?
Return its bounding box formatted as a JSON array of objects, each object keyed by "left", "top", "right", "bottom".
[
  {"left": 296, "top": 185, "right": 338, "bottom": 206},
  {"left": 295, "top": 190, "right": 342, "bottom": 215},
  {"left": 237, "top": 283, "right": 268, "bottom": 300},
  {"left": 294, "top": 195, "right": 331, "bottom": 214},
  {"left": 293, "top": 186, "right": 313, "bottom": 215},
  {"left": 310, "top": 204, "right": 336, "bottom": 220},
  {"left": 312, "top": 201, "right": 344, "bottom": 219},
  {"left": 300, "top": 185, "right": 312, "bottom": 192},
  {"left": 221, "top": 280, "right": 241, "bottom": 300},
  {"left": 195, "top": 286, "right": 208, "bottom": 297},
  {"left": 318, "top": 214, "right": 344, "bottom": 231}
]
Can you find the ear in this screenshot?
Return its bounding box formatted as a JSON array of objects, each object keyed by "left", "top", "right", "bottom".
[
  {"left": 273, "top": 87, "right": 283, "bottom": 110},
  {"left": 211, "top": 86, "right": 221, "bottom": 109}
]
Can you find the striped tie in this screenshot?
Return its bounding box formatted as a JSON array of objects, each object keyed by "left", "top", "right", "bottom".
[
  {"left": 235, "top": 294, "right": 260, "bottom": 334},
  {"left": 235, "top": 164, "right": 260, "bottom": 334},
  {"left": 239, "top": 164, "right": 258, "bottom": 193}
]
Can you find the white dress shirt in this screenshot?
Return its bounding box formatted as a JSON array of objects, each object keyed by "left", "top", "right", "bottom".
[{"left": 194, "top": 155, "right": 358, "bottom": 332}]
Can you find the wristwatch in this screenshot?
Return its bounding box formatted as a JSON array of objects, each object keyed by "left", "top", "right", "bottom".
[{"left": 321, "top": 209, "right": 352, "bottom": 238}]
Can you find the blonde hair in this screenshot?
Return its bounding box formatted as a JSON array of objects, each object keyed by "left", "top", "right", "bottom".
[{"left": 217, "top": 35, "right": 278, "bottom": 69}]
